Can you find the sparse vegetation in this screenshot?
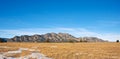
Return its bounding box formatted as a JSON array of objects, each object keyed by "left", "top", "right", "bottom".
[{"left": 0, "top": 42, "right": 120, "bottom": 59}]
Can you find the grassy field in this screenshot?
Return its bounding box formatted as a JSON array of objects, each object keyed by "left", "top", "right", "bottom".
[{"left": 0, "top": 42, "right": 120, "bottom": 59}]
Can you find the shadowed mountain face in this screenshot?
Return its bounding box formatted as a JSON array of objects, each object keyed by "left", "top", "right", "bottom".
[{"left": 7, "top": 33, "right": 107, "bottom": 42}]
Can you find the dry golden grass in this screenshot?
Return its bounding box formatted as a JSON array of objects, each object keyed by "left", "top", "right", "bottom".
[
  {"left": 0, "top": 42, "right": 120, "bottom": 59},
  {"left": 0, "top": 47, "right": 18, "bottom": 52}
]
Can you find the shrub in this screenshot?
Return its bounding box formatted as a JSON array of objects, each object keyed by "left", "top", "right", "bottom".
[{"left": 116, "top": 40, "right": 119, "bottom": 43}]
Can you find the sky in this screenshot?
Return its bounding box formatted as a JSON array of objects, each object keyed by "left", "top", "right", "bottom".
[{"left": 0, "top": 0, "right": 120, "bottom": 41}]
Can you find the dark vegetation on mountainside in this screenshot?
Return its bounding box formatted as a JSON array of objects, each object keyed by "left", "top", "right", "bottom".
[{"left": 0, "top": 38, "right": 7, "bottom": 42}]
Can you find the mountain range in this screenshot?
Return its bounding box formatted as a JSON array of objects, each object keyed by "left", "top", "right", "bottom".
[{"left": 5, "top": 33, "right": 107, "bottom": 42}]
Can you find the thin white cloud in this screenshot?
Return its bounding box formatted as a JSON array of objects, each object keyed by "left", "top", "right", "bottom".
[
  {"left": 0, "top": 28, "right": 120, "bottom": 42},
  {"left": 97, "top": 20, "right": 120, "bottom": 27},
  {"left": 55, "top": 28, "right": 75, "bottom": 31}
]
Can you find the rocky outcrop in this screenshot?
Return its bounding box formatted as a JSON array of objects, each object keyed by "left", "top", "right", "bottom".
[{"left": 7, "top": 33, "right": 107, "bottom": 42}]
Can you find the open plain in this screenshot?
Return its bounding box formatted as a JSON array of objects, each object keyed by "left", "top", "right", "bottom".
[{"left": 0, "top": 42, "right": 120, "bottom": 59}]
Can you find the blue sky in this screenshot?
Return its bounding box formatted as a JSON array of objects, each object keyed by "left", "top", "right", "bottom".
[{"left": 0, "top": 0, "right": 120, "bottom": 41}]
